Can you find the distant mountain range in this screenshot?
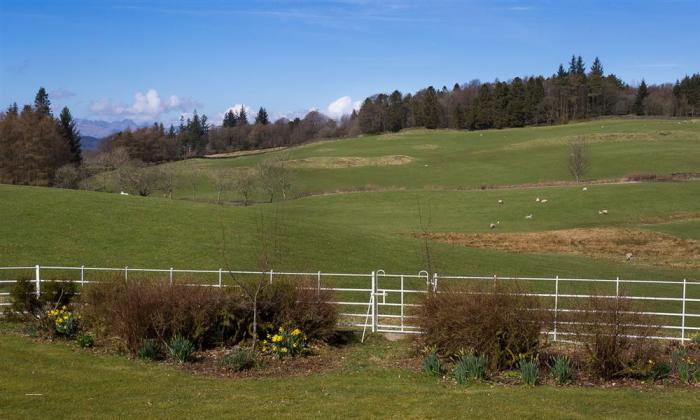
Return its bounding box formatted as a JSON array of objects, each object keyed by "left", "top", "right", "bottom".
[{"left": 75, "top": 118, "right": 148, "bottom": 149}]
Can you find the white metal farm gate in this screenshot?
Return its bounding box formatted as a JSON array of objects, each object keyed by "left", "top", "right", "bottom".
[{"left": 1, "top": 265, "right": 698, "bottom": 341}]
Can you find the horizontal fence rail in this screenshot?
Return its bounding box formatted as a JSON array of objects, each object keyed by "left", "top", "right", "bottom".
[{"left": 0, "top": 265, "right": 698, "bottom": 341}]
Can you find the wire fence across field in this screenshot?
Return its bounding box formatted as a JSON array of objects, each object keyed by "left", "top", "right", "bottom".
[{"left": 1, "top": 265, "right": 698, "bottom": 341}]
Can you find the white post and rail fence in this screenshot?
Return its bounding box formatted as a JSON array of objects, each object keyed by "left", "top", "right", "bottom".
[{"left": 0, "top": 265, "right": 698, "bottom": 341}]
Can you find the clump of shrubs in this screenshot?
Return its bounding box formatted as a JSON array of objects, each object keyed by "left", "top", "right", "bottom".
[
  {"left": 417, "top": 282, "right": 552, "bottom": 371},
  {"left": 78, "top": 276, "right": 338, "bottom": 361},
  {"left": 519, "top": 358, "right": 539, "bottom": 386},
  {"left": 76, "top": 332, "right": 95, "bottom": 348},
  {"left": 549, "top": 356, "right": 574, "bottom": 385},
  {"left": 568, "top": 292, "right": 661, "bottom": 380}
]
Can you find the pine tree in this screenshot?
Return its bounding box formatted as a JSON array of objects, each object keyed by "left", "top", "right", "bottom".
[
  {"left": 34, "top": 87, "right": 52, "bottom": 117},
  {"left": 255, "top": 107, "right": 270, "bottom": 125},
  {"left": 575, "top": 56, "right": 586, "bottom": 75},
  {"left": 238, "top": 106, "right": 248, "bottom": 125},
  {"left": 632, "top": 80, "right": 649, "bottom": 115},
  {"left": 59, "top": 106, "right": 82, "bottom": 165},
  {"left": 590, "top": 57, "right": 604, "bottom": 76},
  {"left": 223, "top": 109, "right": 238, "bottom": 128},
  {"left": 6, "top": 102, "right": 18, "bottom": 116},
  {"left": 388, "top": 90, "right": 405, "bottom": 132},
  {"left": 422, "top": 86, "right": 440, "bottom": 129}
]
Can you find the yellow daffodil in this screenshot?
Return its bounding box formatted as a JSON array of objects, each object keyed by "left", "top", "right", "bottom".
[
  {"left": 291, "top": 328, "right": 301, "bottom": 336},
  {"left": 281, "top": 347, "right": 288, "bottom": 353},
  {"left": 271, "top": 335, "right": 282, "bottom": 343}
]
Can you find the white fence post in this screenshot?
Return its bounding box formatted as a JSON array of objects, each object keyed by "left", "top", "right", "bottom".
[
  {"left": 80, "top": 265, "right": 85, "bottom": 287},
  {"left": 553, "top": 275, "right": 559, "bottom": 342},
  {"left": 615, "top": 276, "right": 620, "bottom": 296},
  {"left": 317, "top": 271, "right": 321, "bottom": 298},
  {"left": 400, "top": 274, "right": 405, "bottom": 332},
  {"left": 169, "top": 267, "right": 173, "bottom": 286},
  {"left": 269, "top": 270, "right": 273, "bottom": 285},
  {"left": 218, "top": 268, "right": 222, "bottom": 288},
  {"left": 125, "top": 266, "right": 128, "bottom": 282},
  {"left": 371, "top": 271, "right": 377, "bottom": 333},
  {"left": 681, "top": 278, "right": 687, "bottom": 340},
  {"left": 35, "top": 265, "right": 41, "bottom": 297}
]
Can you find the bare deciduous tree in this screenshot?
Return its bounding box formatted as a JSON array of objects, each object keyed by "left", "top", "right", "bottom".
[
  {"left": 258, "top": 155, "right": 293, "bottom": 202},
  {"left": 209, "top": 169, "right": 233, "bottom": 204},
  {"left": 233, "top": 168, "right": 257, "bottom": 206},
  {"left": 567, "top": 136, "right": 590, "bottom": 183}
]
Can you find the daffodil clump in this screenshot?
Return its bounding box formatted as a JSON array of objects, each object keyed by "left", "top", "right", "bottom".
[
  {"left": 261, "top": 327, "right": 307, "bottom": 358},
  {"left": 46, "top": 305, "right": 81, "bottom": 337}
]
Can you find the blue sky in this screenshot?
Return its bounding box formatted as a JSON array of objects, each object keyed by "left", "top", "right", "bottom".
[{"left": 1, "top": 0, "right": 699, "bottom": 125}]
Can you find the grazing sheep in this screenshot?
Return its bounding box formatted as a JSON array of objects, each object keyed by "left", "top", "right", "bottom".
[
  {"left": 598, "top": 209, "right": 608, "bottom": 215},
  {"left": 536, "top": 197, "right": 541, "bottom": 202},
  {"left": 489, "top": 223, "right": 496, "bottom": 229},
  {"left": 625, "top": 252, "right": 633, "bottom": 261},
  {"left": 120, "top": 191, "right": 129, "bottom": 196},
  {"left": 498, "top": 199, "right": 504, "bottom": 205},
  {"left": 540, "top": 199, "right": 548, "bottom": 204},
  {"left": 525, "top": 214, "right": 533, "bottom": 219},
  {"left": 582, "top": 187, "right": 588, "bottom": 191}
]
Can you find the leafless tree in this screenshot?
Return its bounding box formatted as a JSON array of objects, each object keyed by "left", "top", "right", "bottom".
[
  {"left": 567, "top": 136, "right": 590, "bottom": 183},
  {"left": 158, "top": 166, "right": 176, "bottom": 199},
  {"left": 233, "top": 168, "right": 257, "bottom": 206},
  {"left": 209, "top": 169, "right": 233, "bottom": 204},
  {"left": 221, "top": 204, "right": 284, "bottom": 350},
  {"left": 117, "top": 161, "right": 162, "bottom": 196},
  {"left": 258, "top": 154, "right": 293, "bottom": 202}
]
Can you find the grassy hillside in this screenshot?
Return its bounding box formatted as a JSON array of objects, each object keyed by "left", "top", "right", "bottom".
[{"left": 98, "top": 118, "right": 700, "bottom": 203}]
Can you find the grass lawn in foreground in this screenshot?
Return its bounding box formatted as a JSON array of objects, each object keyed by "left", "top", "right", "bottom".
[{"left": 1, "top": 330, "right": 699, "bottom": 419}]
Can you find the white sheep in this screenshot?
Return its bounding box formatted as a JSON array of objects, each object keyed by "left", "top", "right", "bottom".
[
  {"left": 498, "top": 199, "right": 503, "bottom": 205},
  {"left": 540, "top": 199, "right": 548, "bottom": 204},
  {"left": 625, "top": 252, "right": 633, "bottom": 261},
  {"left": 489, "top": 223, "right": 496, "bottom": 229},
  {"left": 535, "top": 197, "right": 541, "bottom": 202},
  {"left": 582, "top": 187, "right": 588, "bottom": 191},
  {"left": 598, "top": 209, "right": 608, "bottom": 215},
  {"left": 525, "top": 214, "right": 533, "bottom": 219},
  {"left": 120, "top": 191, "right": 129, "bottom": 196}
]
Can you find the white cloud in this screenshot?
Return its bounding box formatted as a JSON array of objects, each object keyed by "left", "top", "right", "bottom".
[
  {"left": 49, "top": 88, "right": 75, "bottom": 99},
  {"left": 326, "top": 96, "right": 361, "bottom": 119},
  {"left": 89, "top": 89, "right": 200, "bottom": 122}
]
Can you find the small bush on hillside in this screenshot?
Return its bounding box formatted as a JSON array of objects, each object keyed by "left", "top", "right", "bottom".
[
  {"left": 168, "top": 335, "right": 195, "bottom": 363},
  {"left": 220, "top": 348, "right": 256, "bottom": 372},
  {"left": 454, "top": 353, "right": 488, "bottom": 384},
  {"left": 417, "top": 282, "right": 552, "bottom": 370},
  {"left": 569, "top": 291, "right": 660, "bottom": 380},
  {"left": 137, "top": 339, "right": 163, "bottom": 360}
]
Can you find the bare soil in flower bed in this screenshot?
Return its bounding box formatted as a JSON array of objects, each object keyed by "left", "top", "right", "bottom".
[{"left": 182, "top": 343, "right": 345, "bottom": 378}]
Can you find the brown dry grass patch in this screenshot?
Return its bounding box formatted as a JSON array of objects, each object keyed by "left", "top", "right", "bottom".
[
  {"left": 426, "top": 228, "right": 700, "bottom": 268},
  {"left": 287, "top": 155, "right": 413, "bottom": 169}
]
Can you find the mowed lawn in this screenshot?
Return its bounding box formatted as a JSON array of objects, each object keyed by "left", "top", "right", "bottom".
[
  {"left": 130, "top": 118, "right": 700, "bottom": 202},
  {"left": 1, "top": 332, "right": 699, "bottom": 419}
]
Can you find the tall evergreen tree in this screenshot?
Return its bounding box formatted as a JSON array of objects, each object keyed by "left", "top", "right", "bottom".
[
  {"left": 590, "top": 57, "right": 604, "bottom": 76},
  {"left": 58, "top": 106, "right": 82, "bottom": 165},
  {"left": 222, "top": 109, "right": 237, "bottom": 127},
  {"left": 422, "top": 86, "right": 440, "bottom": 129},
  {"left": 237, "top": 106, "right": 248, "bottom": 125},
  {"left": 255, "top": 107, "right": 270, "bottom": 125},
  {"left": 34, "top": 87, "right": 52, "bottom": 117},
  {"left": 633, "top": 80, "right": 649, "bottom": 115},
  {"left": 6, "top": 102, "right": 19, "bottom": 116}
]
